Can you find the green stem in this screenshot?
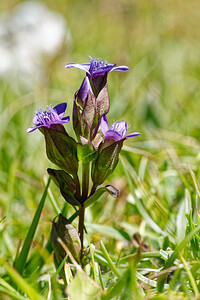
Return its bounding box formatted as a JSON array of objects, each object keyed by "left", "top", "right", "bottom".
[
  {"left": 82, "top": 163, "right": 89, "bottom": 200},
  {"left": 79, "top": 163, "right": 90, "bottom": 265},
  {"left": 78, "top": 203, "right": 85, "bottom": 266}
]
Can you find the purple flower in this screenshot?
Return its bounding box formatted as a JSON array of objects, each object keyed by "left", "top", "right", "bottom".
[
  {"left": 65, "top": 57, "right": 129, "bottom": 78},
  {"left": 101, "top": 114, "right": 140, "bottom": 142},
  {"left": 65, "top": 57, "right": 129, "bottom": 97},
  {"left": 27, "top": 103, "right": 70, "bottom": 133}
]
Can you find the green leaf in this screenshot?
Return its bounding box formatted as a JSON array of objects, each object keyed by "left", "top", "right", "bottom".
[
  {"left": 43, "top": 128, "right": 78, "bottom": 176},
  {"left": 5, "top": 263, "right": 45, "bottom": 300},
  {"left": 92, "top": 140, "right": 123, "bottom": 185},
  {"left": 157, "top": 225, "right": 200, "bottom": 292},
  {"left": 0, "top": 278, "right": 28, "bottom": 300},
  {"left": 77, "top": 142, "right": 97, "bottom": 164},
  {"left": 14, "top": 177, "right": 50, "bottom": 275},
  {"left": 67, "top": 271, "right": 101, "bottom": 300},
  {"left": 84, "top": 185, "right": 119, "bottom": 208},
  {"left": 47, "top": 168, "right": 80, "bottom": 206},
  {"left": 100, "top": 240, "right": 120, "bottom": 278},
  {"left": 121, "top": 156, "right": 167, "bottom": 237},
  {"left": 85, "top": 223, "right": 131, "bottom": 241}
]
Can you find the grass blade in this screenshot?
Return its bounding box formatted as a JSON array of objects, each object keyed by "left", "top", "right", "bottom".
[
  {"left": 14, "top": 177, "right": 51, "bottom": 274},
  {"left": 100, "top": 240, "right": 120, "bottom": 278},
  {"left": 157, "top": 224, "right": 200, "bottom": 292},
  {"left": 121, "top": 156, "right": 167, "bottom": 237},
  {"left": 0, "top": 278, "right": 28, "bottom": 300},
  {"left": 5, "top": 263, "right": 45, "bottom": 300}
]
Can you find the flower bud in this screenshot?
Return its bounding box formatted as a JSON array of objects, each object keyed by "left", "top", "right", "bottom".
[{"left": 51, "top": 214, "right": 81, "bottom": 266}]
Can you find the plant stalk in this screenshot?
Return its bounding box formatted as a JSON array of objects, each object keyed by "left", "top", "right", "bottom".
[
  {"left": 82, "top": 163, "right": 89, "bottom": 200},
  {"left": 78, "top": 203, "right": 85, "bottom": 266},
  {"left": 78, "top": 163, "right": 90, "bottom": 266}
]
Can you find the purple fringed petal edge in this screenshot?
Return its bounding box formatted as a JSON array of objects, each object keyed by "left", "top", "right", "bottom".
[
  {"left": 27, "top": 117, "right": 70, "bottom": 133},
  {"left": 125, "top": 132, "right": 141, "bottom": 139},
  {"left": 109, "top": 66, "right": 129, "bottom": 73},
  {"left": 65, "top": 63, "right": 91, "bottom": 74}
]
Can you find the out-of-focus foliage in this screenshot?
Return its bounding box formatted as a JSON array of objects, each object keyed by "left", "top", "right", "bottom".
[{"left": 1, "top": 0, "right": 200, "bottom": 298}]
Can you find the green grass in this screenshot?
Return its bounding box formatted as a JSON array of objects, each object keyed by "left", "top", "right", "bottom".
[{"left": 1, "top": 0, "right": 200, "bottom": 298}]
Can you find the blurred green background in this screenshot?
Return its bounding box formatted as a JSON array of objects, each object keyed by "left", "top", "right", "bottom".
[{"left": 1, "top": 0, "right": 200, "bottom": 260}]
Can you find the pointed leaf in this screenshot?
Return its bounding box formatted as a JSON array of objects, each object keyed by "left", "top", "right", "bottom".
[
  {"left": 14, "top": 177, "right": 50, "bottom": 274},
  {"left": 157, "top": 225, "right": 200, "bottom": 292},
  {"left": 5, "top": 263, "right": 45, "bottom": 300},
  {"left": 84, "top": 185, "right": 119, "bottom": 208},
  {"left": 48, "top": 169, "right": 80, "bottom": 206},
  {"left": 67, "top": 271, "right": 101, "bottom": 300},
  {"left": 43, "top": 128, "right": 78, "bottom": 176}
]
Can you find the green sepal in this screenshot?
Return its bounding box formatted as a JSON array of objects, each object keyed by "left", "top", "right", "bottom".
[
  {"left": 43, "top": 127, "right": 78, "bottom": 176},
  {"left": 73, "top": 100, "right": 83, "bottom": 141},
  {"left": 96, "top": 83, "right": 110, "bottom": 121},
  {"left": 92, "top": 140, "right": 123, "bottom": 185},
  {"left": 47, "top": 168, "right": 80, "bottom": 206},
  {"left": 91, "top": 84, "right": 110, "bottom": 140},
  {"left": 77, "top": 142, "right": 97, "bottom": 164},
  {"left": 82, "top": 90, "right": 96, "bottom": 130},
  {"left": 84, "top": 185, "right": 119, "bottom": 208}
]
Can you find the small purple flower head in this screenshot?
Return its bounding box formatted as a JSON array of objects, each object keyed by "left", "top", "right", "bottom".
[
  {"left": 65, "top": 57, "right": 129, "bottom": 79},
  {"left": 65, "top": 57, "right": 129, "bottom": 97},
  {"left": 27, "top": 103, "right": 70, "bottom": 133},
  {"left": 101, "top": 114, "right": 140, "bottom": 142}
]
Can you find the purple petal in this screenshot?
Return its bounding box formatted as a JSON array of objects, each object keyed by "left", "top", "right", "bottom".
[
  {"left": 101, "top": 115, "right": 109, "bottom": 135},
  {"left": 78, "top": 76, "right": 92, "bottom": 102},
  {"left": 60, "top": 116, "right": 70, "bottom": 123},
  {"left": 110, "top": 121, "right": 127, "bottom": 137},
  {"left": 125, "top": 132, "right": 141, "bottom": 139},
  {"left": 33, "top": 114, "right": 40, "bottom": 126},
  {"left": 53, "top": 103, "right": 67, "bottom": 119},
  {"left": 109, "top": 66, "right": 129, "bottom": 73},
  {"left": 27, "top": 125, "right": 42, "bottom": 133},
  {"left": 105, "top": 130, "right": 122, "bottom": 141},
  {"left": 65, "top": 62, "right": 91, "bottom": 74},
  {"left": 92, "top": 64, "right": 116, "bottom": 76}
]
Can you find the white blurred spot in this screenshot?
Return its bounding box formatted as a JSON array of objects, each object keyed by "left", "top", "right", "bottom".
[{"left": 0, "top": 1, "right": 72, "bottom": 86}]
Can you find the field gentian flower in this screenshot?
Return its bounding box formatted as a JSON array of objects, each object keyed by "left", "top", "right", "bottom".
[
  {"left": 101, "top": 114, "right": 140, "bottom": 142},
  {"left": 27, "top": 103, "right": 70, "bottom": 133},
  {"left": 65, "top": 57, "right": 129, "bottom": 97},
  {"left": 65, "top": 57, "right": 129, "bottom": 78}
]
